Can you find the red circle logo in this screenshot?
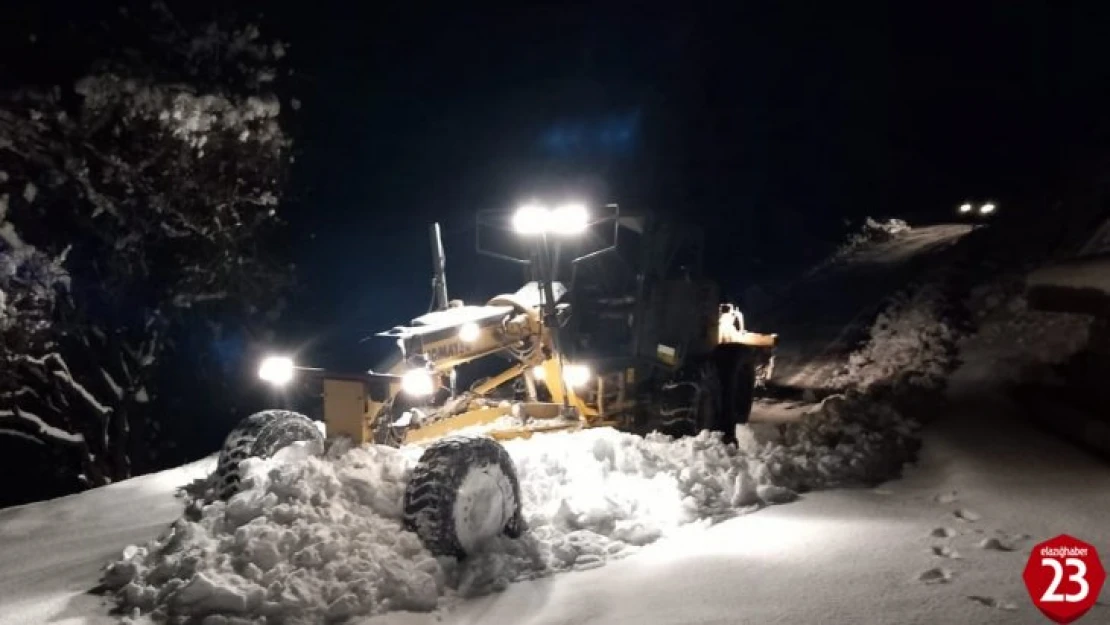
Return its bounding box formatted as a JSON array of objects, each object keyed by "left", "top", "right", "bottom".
[{"left": 1023, "top": 534, "right": 1106, "bottom": 624}]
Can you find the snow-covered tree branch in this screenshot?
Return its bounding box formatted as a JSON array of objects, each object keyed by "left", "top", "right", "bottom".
[{"left": 0, "top": 3, "right": 295, "bottom": 492}]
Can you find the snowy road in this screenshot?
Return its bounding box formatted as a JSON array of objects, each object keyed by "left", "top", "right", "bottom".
[
  {"left": 0, "top": 459, "right": 213, "bottom": 625},
  {"left": 763, "top": 224, "right": 973, "bottom": 393},
  {"left": 2, "top": 360, "right": 1104, "bottom": 625}
]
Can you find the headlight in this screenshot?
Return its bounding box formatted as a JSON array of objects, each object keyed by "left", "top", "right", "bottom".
[
  {"left": 258, "top": 356, "right": 295, "bottom": 386},
  {"left": 458, "top": 321, "right": 480, "bottom": 342},
  {"left": 512, "top": 203, "right": 548, "bottom": 235},
  {"left": 562, "top": 363, "right": 591, "bottom": 388},
  {"left": 401, "top": 369, "right": 435, "bottom": 397},
  {"left": 549, "top": 203, "right": 589, "bottom": 235},
  {"left": 532, "top": 362, "right": 591, "bottom": 388},
  {"left": 512, "top": 203, "right": 589, "bottom": 236},
  {"left": 980, "top": 202, "right": 996, "bottom": 215},
  {"left": 958, "top": 203, "right": 973, "bottom": 214}
]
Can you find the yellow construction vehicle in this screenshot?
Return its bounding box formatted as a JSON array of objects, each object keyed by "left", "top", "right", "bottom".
[{"left": 217, "top": 204, "right": 776, "bottom": 557}]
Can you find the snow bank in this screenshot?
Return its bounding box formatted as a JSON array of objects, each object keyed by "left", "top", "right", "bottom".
[
  {"left": 765, "top": 392, "right": 921, "bottom": 492},
  {"left": 103, "top": 405, "right": 925, "bottom": 623},
  {"left": 823, "top": 217, "right": 912, "bottom": 268},
  {"left": 828, "top": 282, "right": 959, "bottom": 392},
  {"left": 961, "top": 275, "right": 1091, "bottom": 383}
]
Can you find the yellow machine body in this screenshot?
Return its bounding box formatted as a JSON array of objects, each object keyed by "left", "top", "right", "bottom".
[{"left": 318, "top": 291, "right": 775, "bottom": 447}]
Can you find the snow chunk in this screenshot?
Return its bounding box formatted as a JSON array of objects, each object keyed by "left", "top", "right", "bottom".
[
  {"left": 968, "top": 595, "right": 1017, "bottom": 610},
  {"left": 172, "top": 572, "right": 261, "bottom": 615},
  {"left": 977, "top": 537, "right": 1018, "bottom": 552},
  {"left": 919, "top": 567, "right": 953, "bottom": 584},
  {"left": 953, "top": 508, "right": 981, "bottom": 522},
  {"left": 756, "top": 484, "right": 797, "bottom": 504}
]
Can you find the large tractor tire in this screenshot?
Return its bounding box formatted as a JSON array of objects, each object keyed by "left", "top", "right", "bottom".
[
  {"left": 403, "top": 435, "right": 525, "bottom": 558},
  {"left": 714, "top": 345, "right": 758, "bottom": 442},
  {"left": 215, "top": 410, "right": 323, "bottom": 499},
  {"left": 658, "top": 361, "right": 723, "bottom": 439}
]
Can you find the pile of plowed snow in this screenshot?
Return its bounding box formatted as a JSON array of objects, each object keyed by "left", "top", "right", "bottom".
[
  {"left": 962, "top": 275, "right": 1092, "bottom": 381},
  {"left": 103, "top": 399, "right": 920, "bottom": 623},
  {"left": 828, "top": 282, "right": 959, "bottom": 392}
]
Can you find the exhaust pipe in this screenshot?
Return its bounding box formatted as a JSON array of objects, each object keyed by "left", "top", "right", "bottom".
[{"left": 430, "top": 222, "right": 449, "bottom": 311}]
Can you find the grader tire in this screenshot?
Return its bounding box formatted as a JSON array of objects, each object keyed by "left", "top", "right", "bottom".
[
  {"left": 715, "top": 345, "right": 758, "bottom": 442},
  {"left": 215, "top": 410, "right": 323, "bottom": 499},
  {"left": 657, "top": 360, "right": 723, "bottom": 440},
  {"left": 403, "top": 435, "right": 525, "bottom": 558}
]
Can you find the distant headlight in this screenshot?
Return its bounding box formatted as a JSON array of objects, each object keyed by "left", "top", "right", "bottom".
[
  {"left": 958, "top": 203, "right": 973, "bottom": 214},
  {"left": 980, "top": 202, "right": 996, "bottom": 215},
  {"left": 258, "top": 356, "right": 295, "bottom": 386},
  {"left": 401, "top": 369, "right": 435, "bottom": 397}
]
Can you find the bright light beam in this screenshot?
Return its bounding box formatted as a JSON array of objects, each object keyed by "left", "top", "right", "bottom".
[
  {"left": 258, "top": 356, "right": 295, "bottom": 386},
  {"left": 512, "top": 202, "right": 589, "bottom": 236},
  {"left": 512, "top": 204, "right": 549, "bottom": 235},
  {"left": 401, "top": 369, "right": 435, "bottom": 397},
  {"left": 549, "top": 203, "right": 589, "bottom": 235}
]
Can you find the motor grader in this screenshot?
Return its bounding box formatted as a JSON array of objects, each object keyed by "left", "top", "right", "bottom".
[{"left": 217, "top": 204, "right": 776, "bottom": 557}]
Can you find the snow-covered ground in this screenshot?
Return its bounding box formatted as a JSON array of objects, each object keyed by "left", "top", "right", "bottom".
[
  {"left": 3, "top": 358, "right": 1106, "bottom": 625},
  {"left": 394, "top": 362, "right": 1110, "bottom": 625},
  {"left": 89, "top": 385, "right": 919, "bottom": 624},
  {"left": 0, "top": 458, "right": 214, "bottom": 625},
  {"left": 1, "top": 219, "right": 1108, "bottom": 625}
]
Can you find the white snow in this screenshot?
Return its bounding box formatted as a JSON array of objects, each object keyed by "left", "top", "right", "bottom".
[
  {"left": 0, "top": 457, "right": 214, "bottom": 625},
  {"left": 0, "top": 408, "right": 85, "bottom": 444},
  {"left": 100, "top": 369, "right": 123, "bottom": 400},
  {"left": 1027, "top": 254, "right": 1110, "bottom": 294},
  {"left": 810, "top": 217, "right": 914, "bottom": 274},
  {"left": 963, "top": 277, "right": 1092, "bottom": 383},
  {"left": 13, "top": 367, "right": 1096, "bottom": 625},
  {"left": 88, "top": 380, "right": 926, "bottom": 624},
  {"left": 828, "top": 282, "right": 958, "bottom": 391},
  {"left": 355, "top": 362, "right": 1110, "bottom": 625}
]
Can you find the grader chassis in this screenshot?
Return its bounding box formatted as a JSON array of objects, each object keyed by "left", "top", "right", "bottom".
[{"left": 217, "top": 206, "right": 776, "bottom": 557}]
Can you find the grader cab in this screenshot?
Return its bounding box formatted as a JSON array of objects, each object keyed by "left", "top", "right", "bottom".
[{"left": 216, "top": 204, "right": 776, "bottom": 558}]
